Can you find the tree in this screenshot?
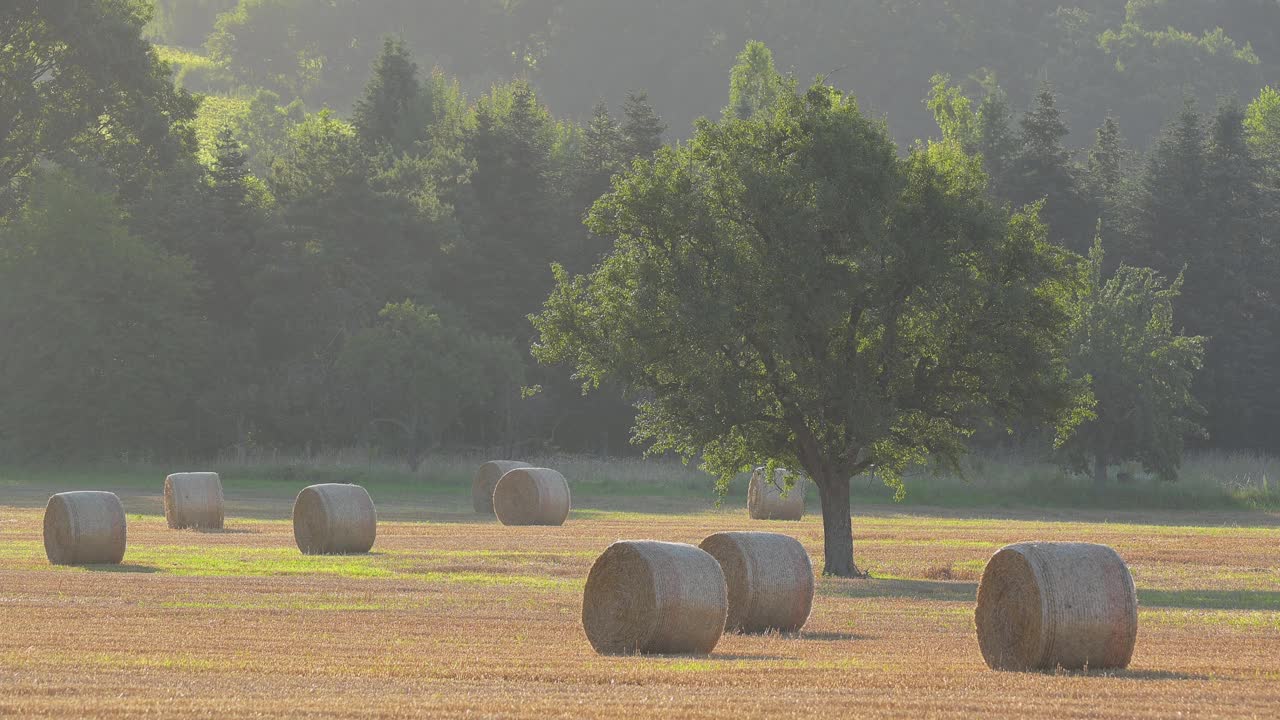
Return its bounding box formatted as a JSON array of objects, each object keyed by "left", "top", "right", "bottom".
[
  {"left": 532, "top": 79, "right": 1082, "bottom": 577},
  {"left": 620, "top": 91, "right": 666, "bottom": 159},
  {"left": 0, "top": 171, "right": 205, "bottom": 458},
  {"left": 725, "top": 40, "right": 787, "bottom": 120},
  {"left": 1063, "top": 240, "right": 1205, "bottom": 486},
  {"left": 451, "top": 81, "right": 566, "bottom": 340},
  {"left": 1086, "top": 117, "right": 1127, "bottom": 236},
  {"left": 352, "top": 36, "right": 430, "bottom": 154},
  {"left": 1245, "top": 86, "right": 1280, "bottom": 175},
  {"left": 0, "top": 0, "right": 197, "bottom": 213},
  {"left": 575, "top": 100, "right": 625, "bottom": 210},
  {"left": 1011, "top": 84, "right": 1091, "bottom": 251},
  {"left": 336, "top": 301, "right": 523, "bottom": 469}
]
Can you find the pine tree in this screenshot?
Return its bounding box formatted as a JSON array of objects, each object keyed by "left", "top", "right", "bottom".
[
  {"left": 1087, "top": 117, "right": 1125, "bottom": 202},
  {"left": 452, "top": 81, "right": 564, "bottom": 340},
  {"left": 621, "top": 91, "right": 666, "bottom": 159},
  {"left": 1197, "top": 101, "right": 1280, "bottom": 448},
  {"left": 352, "top": 37, "right": 428, "bottom": 154},
  {"left": 1086, "top": 117, "right": 1127, "bottom": 238},
  {"left": 576, "top": 100, "right": 625, "bottom": 208},
  {"left": 1011, "top": 83, "right": 1090, "bottom": 251}
]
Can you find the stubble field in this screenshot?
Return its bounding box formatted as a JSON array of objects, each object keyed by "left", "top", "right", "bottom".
[{"left": 1, "top": 473, "right": 1278, "bottom": 719}]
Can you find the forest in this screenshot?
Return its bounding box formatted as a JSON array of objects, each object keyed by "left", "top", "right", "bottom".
[{"left": 1, "top": 1, "right": 1278, "bottom": 484}]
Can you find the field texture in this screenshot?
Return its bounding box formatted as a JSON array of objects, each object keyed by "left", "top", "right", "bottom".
[{"left": 1, "top": 477, "right": 1278, "bottom": 718}]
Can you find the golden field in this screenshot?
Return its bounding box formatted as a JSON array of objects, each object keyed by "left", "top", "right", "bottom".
[{"left": 1, "top": 482, "right": 1278, "bottom": 719}]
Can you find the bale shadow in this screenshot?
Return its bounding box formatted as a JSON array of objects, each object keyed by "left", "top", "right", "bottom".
[
  {"left": 1017, "top": 668, "right": 1207, "bottom": 682},
  {"left": 84, "top": 563, "right": 159, "bottom": 573},
  {"left": 823, "top": 577, "right": 978, "bottom": 603},
  {"left": 792, "top": 631, "right": 869, "bottom": 642},
  {"left": 188, "top": 527, "right": 256, "bottom": 535}
]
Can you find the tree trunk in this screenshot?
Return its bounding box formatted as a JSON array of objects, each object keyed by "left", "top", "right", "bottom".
[
  {"left": 1093, "top": 449, "right": 1108, "bottom": 488},
  {"left": 815, "top": 473, "right": 861, "bottom": 578}
]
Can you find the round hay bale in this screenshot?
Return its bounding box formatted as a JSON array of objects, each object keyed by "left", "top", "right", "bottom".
[
  {"left": 492, "top": 467, "right": 570, "bottom": 526},
  {"left": 472, "top": 460, "right": 532, "bottom": 514},
  {"left": 747, "top": 466, "right": 805, "bottom": 520},
  {"left": 582, "top": 540, "right": 728, "bottom": 655},
  {"left": 43, "top": 491, "right": 127, "bottom": 565},
  {"left": 163, "top": 472, "right": 224, "bottom": 529},
  {"left": 975, "top": 541, "right": 1138, "bottom": 671},
  {"left": 292, "top": 483, "right": 377, "bottom": 555},
  {"left": 698, "top": 531, "right": 814, "bottom": 633}
]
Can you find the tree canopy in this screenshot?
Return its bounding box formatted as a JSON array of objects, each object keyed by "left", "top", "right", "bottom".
[{"left": 532, "top": 81, "right": 1084, "bottom": 575}]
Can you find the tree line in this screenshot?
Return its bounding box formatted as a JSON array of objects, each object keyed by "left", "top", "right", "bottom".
[{"left": 1, "top": 3, "right": 1277, "bottom": 494}]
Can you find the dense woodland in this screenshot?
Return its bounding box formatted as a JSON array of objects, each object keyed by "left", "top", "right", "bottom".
[{"left": 1, "top": 1, "right": 1278, "bottom": 487}]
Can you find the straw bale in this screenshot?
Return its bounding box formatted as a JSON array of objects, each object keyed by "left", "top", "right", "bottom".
[
  {"left": 975, "top": 541, "right": 1138, "bottom": 671},
  {"left": 582, "top": 540, "right": 728, "bottom": 655},
  {"left": 163, "top": 472, "right": 224, "bottom": 529},
  {"left": 699, "top": 531, "right": 814, "bottom": 633},
  {"left": 43, "top": 491, "right": 126, "bottom": 565},
  {"left": 292, "top": 483, "right": 377, "bottom": 554},
  {"left": 747, "top": 466, "right": 805, "bottom": 520},
  {"left": 472, "top": 460, "right": 532, "bottom": 514},
  {"left": 493, "top": 467, "right": 570, "bottom": 526}
]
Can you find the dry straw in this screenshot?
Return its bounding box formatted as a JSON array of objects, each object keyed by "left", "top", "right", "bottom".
[
  {"left": 582, "top": 540, "right": 728, "bottom": 655},
  {"left": 472, "top": 460, "right": 531, "bottom": 514},
  {"left": 43, "top": 491, "right": 127, "bottom": 565},
  {"left": 699, "top": 531, "right": 814, "bottom": 633},
  {"left": 292, "top": 483, "right": 377, "bottom": 554},
  {"left": 975, "top": 541, "right": 1138, "bottom": 671},
  {"left": 493, "top": 467, "right": 571, "bottom": 526},
  {"left": 748, "top": 466, "right": 805, "bottom": 520},
  {"left": 163, "top": 472, "right": 224, "bottom": 529}
]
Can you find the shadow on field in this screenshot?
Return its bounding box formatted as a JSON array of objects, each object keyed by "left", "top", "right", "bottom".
[
  {"left": 1139, "top": 588, "right": 1280, "bottom": 611},
  {"left": 1030, "top": 668, "right": 1208, "bottom": 682},
  {"left": 84, "top": 564, "right": 159, "bottom": 573},
  {"left": 794, "top": 631, "right": 870, "bottom": 642},
  {"left": 822, "top": 577, "right": 978, "bottom": 603}
]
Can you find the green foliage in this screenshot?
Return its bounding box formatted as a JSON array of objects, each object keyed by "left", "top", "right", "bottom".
[
  {"left": 0, "top": 0, "right": 198, "bottom": 211},
  {"left": 1245, "top": 85, "right": 1280, "bottom": 167},
  {"left": 352, "top": 37, "right": 431, "bottom": 155},
  {"left": 726, "top": 41, "right": 788, "bottom": 121},
  {"left": 0, "top": 172, "right": 206, "bottom": 458},
  {"left": 533, "top": 63, "right": 1084, "bottom": 573},
  {"left": 336, "top": 301, "right": 523, "bottom": 468},
  {"left": 1062, "top": 240, "right": 1205, "bottom": 484}
]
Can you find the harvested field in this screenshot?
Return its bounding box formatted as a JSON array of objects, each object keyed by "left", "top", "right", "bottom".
[{"left": 1, "top": 478, "right": 1278, "bottom": 719}]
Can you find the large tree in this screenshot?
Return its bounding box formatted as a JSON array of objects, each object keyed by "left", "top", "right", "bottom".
[{"left": 532, "top": 79, "right": 1082, "bottom": 576}]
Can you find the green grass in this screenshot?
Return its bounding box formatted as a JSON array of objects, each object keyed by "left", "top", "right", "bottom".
[
  {"left": 0, "top": 540, "right": 581, "bottom": 590},
  {"left": 2, "top": 449, "right": 1276, "bottom": 517}
]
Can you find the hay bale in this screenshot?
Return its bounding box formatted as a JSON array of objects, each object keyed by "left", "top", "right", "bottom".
[
  {"left": 163, "top": 472, "right": 224, "bottom": 529},
  {"left": 698, "top": 531, "right": 814, "bottom": 633},
  {"left": 492, "top": 467, "right": 570, "bottom": 526},
  {"left": 975, "top": 541, "right": 1138, "bottom": 671},
  {"left": 43, "top": 491, "right": 127, "bottom": 565},
  {"left": 472, "top": 460, "right": 532, "bottom": 514},
  {"left": 582, "top": 540, "right": 728, "bottom": 655},
  {"left": 747, "top": 466, "right": 805, "bottom": 520},
  {"left": 292, "top": 483, "right": 377, "bottom": 555}
]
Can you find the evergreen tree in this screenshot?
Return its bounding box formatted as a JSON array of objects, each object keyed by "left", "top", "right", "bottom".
[
  {"left": 1011, "top": 83, "right": 1090, "bottom": 251},
  {"left": 575, "top": 100, "right": 625, "bottom": 213},
  {"left": 452, "top": 81, "right": 564, "bottom": 340},
  {"left": 1086, "top": 117, "right": 1127, "bottom": 236},
  {"left": 620, "top": 91, "right": 666, "bottom": 159},
  {"left": 1198, "top": 101, "right": 1280, "bottom": 448},
  {"left": 352, "top": 37, "right": 428, "bottom": 154}
]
